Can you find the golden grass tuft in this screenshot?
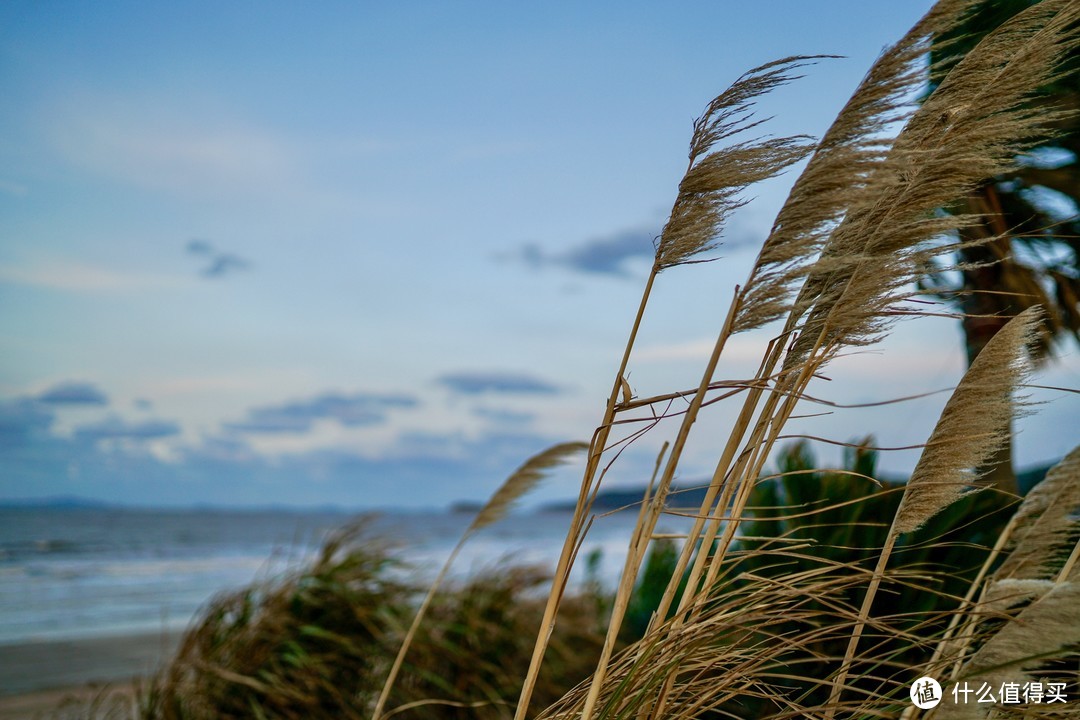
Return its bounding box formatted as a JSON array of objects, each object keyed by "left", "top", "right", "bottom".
[
  {"left": 996, "top": 445, "right": 1080, "bottom": 582},
  {"left": 733, "top": 0, "right": 978, "bottom": 334},
  {"left": 469, "top": 442, "right": 588, "bottom": 535},
  {"left": 894, "top": 306, "right": 1039, "bottom": 535},
  {"left": 655, "top": 57, "right": 817, "bottom": 272}
]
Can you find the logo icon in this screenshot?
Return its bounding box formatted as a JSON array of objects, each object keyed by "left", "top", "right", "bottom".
[{"left": 910, "top": 677, "right": 942, "bottom": 709}]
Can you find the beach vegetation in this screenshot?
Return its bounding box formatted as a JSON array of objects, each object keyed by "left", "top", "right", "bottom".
[{"left": 45, "top": 0, "right": 1080, "bottom": 718}]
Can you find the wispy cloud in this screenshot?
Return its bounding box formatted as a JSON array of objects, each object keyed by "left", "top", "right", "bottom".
[
  {"left": 226, "top": 391, "right": 420, "bottom": 435},
  {"left": 185, "top": 239, "right": 251, "bottom": 279},
  {"left": 37, "top": 382, "right": 109, "bottom": 406},
  {"left": 74, "top": 416, "right": 181, "bottom": 442},
  {"left": 0, "top": 179, "right": 28, "bottom": 197},
  {"left": 0, "top": 399, "right": 55, "bottom": 438},
  {"left": 49, "top": 95, "right": 297, "bottom": 200},
  {"left": 45, "top": 90, "right": 390, "bottom": 209},
  {"left": 436, "top": 371, "right": 561, "bottom": 396},
  {"left": 512, "top": 227, "right": 657, "bottom": 278},
  {"left": 0, "top": 261, "right": 187, "bottom": 292},
  {"left": 0, "top": 408, "right": 574, "bottom": 507},
  {"left": 472, "top": 406, "right": 536, "bottom": 426}
]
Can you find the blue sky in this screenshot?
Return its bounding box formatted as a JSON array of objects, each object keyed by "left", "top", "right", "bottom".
[{"left": 2, "top": 1, "right": 1077, "bottom": 508}]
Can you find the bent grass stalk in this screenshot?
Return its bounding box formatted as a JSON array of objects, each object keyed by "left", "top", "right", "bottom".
[
  {"left": 825, "top": 308, "right": 1039, "bottom": 717},
  {"left": 515, "top": 2, "right": 1080, "bottom": 719},
  {"left": 373, "top": 441, "right": 586, "bottom": 720},
  {"left": 514, "top": 57, "right": 817, "bottom": 720}
]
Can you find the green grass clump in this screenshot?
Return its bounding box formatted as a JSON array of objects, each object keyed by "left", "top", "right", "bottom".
[{"left": 133, "top": 520, "right": 608, "bottom": 720}]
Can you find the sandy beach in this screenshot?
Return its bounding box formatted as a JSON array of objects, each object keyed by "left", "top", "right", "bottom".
[{"left": 0, "top": 632, "right": 181, "bottom": 719}]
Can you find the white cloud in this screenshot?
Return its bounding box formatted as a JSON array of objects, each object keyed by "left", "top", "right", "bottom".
[
  {"left": 44, "top": 90, "right": 392, "bottom": 207},
  {"left": 53, "top": 108, "right": 296, "bottom": 199},
  {"left": 0, "top": 261, "right": 188, "bottom": 292},
  {"left": 635, "top": 337, "right": 722, "bottom": 363},
  {"left": 635, "top": 324, "right": 967, "bottom": 383},
  {"left": 0, "top": 179, "right": 28, "bottom": 197},
  {"left": 635, "top": 332, "right": 785, "bottom": 366}
]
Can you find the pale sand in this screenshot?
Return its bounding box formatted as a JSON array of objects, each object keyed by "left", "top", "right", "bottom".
[
  {"left": 0, "top": 632, "right": 181, "bottom": 719},
  {"left": 0, "top": 683, "right": 139, "bottom": 720}
]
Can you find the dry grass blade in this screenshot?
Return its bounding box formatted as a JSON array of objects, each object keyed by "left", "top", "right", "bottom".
[
  {"left": 654, "top": 57, "right": 818, "bottom": 271},
  {"left": 996, "top": 445, "right": 1080, "bottom": 581},
  {"left": 535, "top": 546, "right": 942, "bottom": 720},
  {"left": 469, "top": 441, "right": 588, "bottom": 535},
  {"left": 828, "top": 307, "right": 1039, "bottom": 716},
  {"left": 374, "top": 441, "right": 586, "bottom": 720},
  {"left": 894, "top": 306, "right": 1039, "bottom": 534}
]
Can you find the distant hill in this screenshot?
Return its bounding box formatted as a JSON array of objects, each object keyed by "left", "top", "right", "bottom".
[
  {"left": 537, "top": 461, "right": 1055, "bottom": 514},
  {"left": 0, "top": 495, "right": 115, "bottom": 510},
  {"left": 539, "top": 484, "right": 712, "bottom": 514},
  {"left": 2, "top": 462, "right": 1054, "bottom": 515}
]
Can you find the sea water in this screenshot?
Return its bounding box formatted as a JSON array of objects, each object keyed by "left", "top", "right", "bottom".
[{"left": 0, "top": 507, "right": 688, "bottom": 646}]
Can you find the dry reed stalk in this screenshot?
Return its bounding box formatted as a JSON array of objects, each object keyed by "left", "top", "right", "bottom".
[
  {"left": 514, "top": 58, "right": 816, "bottom": 720},
  {"left": 576, "top": 444, "right": 670, "bottom": 720},
  {"left": 825, "top": 308, "right": 1039, "bottom": 716},
  {"left": 373, "top": 441, "right": 585, "bottom": 720},
  {"left": 579, "top": 292, "right": 743, "bottom": 720},
  {"left": 912, "top": 444, "right": 1080, "bottom": 705},
  {"left": 642, "top": 0, "right": 982, "bottom": 647}
]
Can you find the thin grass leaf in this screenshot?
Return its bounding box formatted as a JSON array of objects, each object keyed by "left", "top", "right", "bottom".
[
  {"left": 375, "top": 441, "right": 586, "bottom": 720},
  {"left": 469, "top": 441, "right": 588, "bottom": 535}
]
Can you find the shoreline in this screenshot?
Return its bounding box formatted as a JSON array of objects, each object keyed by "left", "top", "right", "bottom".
[
  {"left": 0, "top": 630, "right": 182, "bottom": 717},
  {"left": 0, "top": 683, "right": 138, "bottom": 720}
]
